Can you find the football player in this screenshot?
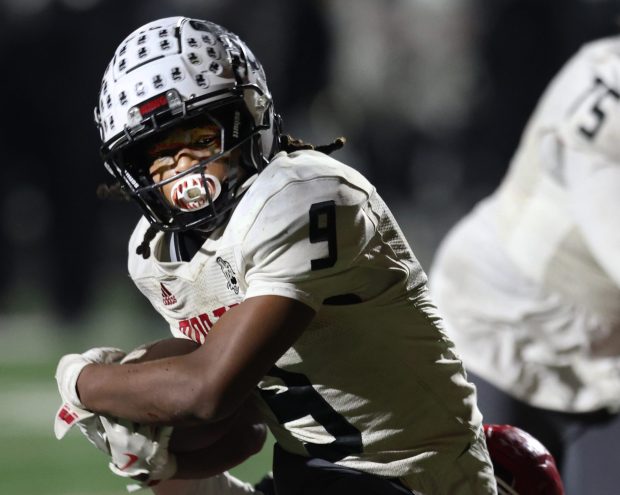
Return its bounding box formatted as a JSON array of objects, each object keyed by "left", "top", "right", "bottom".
[
  {"left": 430, "top": 35, "right": 620, "bottom": 493},
  {"left": 55, "top": 17, "right": 497, "bottom": 494}
]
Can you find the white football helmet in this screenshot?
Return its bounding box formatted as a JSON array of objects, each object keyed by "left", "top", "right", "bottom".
[{"left": 95, "top": 17, "right": 279, "bottom": 231}]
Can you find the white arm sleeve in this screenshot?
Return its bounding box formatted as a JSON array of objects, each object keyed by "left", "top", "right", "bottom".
[
  {"left": 555, "top": 47, "right": 620, "bottom": 289},
  {"left": 564, "top": 147, "right": 620, "bottom": 288}
]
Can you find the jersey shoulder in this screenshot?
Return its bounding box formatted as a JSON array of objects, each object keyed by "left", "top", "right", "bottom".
[
  {"left": 257, "top": 149, "right": 375, "bottom": 200},
  {"left": 577, "top": 35, "right": 620, "bottom": 63},
  {"left": 228, "top": 151, "right": 386, "bottom": 308},
  {"left": 554, "top": 36, "right": 620, "bottom": 162},
  {"left": 229, "top": 150, "right": 375, "bottom": 239}
]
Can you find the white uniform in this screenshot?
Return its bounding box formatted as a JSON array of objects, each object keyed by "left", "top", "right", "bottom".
[
  {"left": 128, "top": 150, "right": 496, "bottom": 495},
  {"left": 430, "top": 37, "right": 620, "bottom": 413}
]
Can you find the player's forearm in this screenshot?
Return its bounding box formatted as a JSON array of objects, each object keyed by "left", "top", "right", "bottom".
[
  {"left": 77, "top": 296, "right": 314, "bottom": 425},
  {"left": 77, "top": 357, "right": 217, "bottom": 425}
]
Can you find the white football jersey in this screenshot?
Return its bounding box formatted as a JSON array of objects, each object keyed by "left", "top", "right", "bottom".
[
  {"left": 430, "top": 37, "right": 620, "bottom": 413},
  {"left": 128, "top": 150, "right": 495, "bottom": 494}
]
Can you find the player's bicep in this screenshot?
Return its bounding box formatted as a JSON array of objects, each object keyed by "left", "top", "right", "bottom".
[{"left": 188, "top": 295, "right": 315, "bottom": 420}]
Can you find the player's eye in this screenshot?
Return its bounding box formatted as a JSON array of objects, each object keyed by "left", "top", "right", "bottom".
[{"left": 192, "top": 135, "right": 217, "bottom": 148}]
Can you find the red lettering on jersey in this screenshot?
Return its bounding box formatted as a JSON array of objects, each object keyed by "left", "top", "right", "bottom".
[
  {"left": 213, "top": 303, "right": 238, "bottom": 318},
  {"left": 179, "top": 318, "right": 207, "bottom": 344},
  {"left": 179, "top": 320, "right": 191, "bottom": 340},
  {"left": 177, "top": 304, "right": 239, "bottom": 344},
  {"left": 199, "top": 313, "right": 213, "bottom": 331},
  {"left": 189, "top": 317, "right": 208, "bottom": 343}
]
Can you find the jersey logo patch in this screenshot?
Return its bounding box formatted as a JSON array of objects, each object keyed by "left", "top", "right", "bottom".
[
  {"left": 216, "top": 257, "right": 239, "bottom": 294},
  {"left": 161, "top": 283, "right": 177, "bottom": 306}
]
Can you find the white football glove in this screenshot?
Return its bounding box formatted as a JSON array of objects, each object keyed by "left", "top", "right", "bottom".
[
  {"left": 56, "top": 411, "right": 176, "bottom": 492},
  {"left": 54, "top": 346, "right": 177, "bottom": 490},
  {"left": 55, "top": 346, "right": 126, "bottom": 411},
  {"left": 54, "top": 347, "right": 126, "bottom": 443},
  {"left": 54, "top": 402, "right": 111, "bottom": 456},
  {"left": 103, "top": 417, "right": 176, "bottom": 483}
]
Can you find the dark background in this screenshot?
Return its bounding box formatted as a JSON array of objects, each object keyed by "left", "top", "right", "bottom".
[{"left": 1, "top": 0, "right": 619, "bottom": 323}]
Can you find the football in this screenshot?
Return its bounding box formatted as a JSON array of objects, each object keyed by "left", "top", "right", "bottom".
[
  {"left": 121, "top": 337, "right": 200, "bottom": 365},
  {"left": 121, "top": 337, "right": 267, "bottom": 455}
]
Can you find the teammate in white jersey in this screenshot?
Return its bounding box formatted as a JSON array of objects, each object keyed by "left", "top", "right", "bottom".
[
  {"left": 55, "top": 17, "right": 497, "bottom": 494},
  {"left": 430, "top": 36, "right": 620, "bottom": 494}
]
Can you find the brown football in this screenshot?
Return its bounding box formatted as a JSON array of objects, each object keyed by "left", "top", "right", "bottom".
[
  {"left": 122, "top": 337, "right": 266, "bottom": 455},
  {"left": 122, "top": 337, "right": 200, "bottom": 364}
]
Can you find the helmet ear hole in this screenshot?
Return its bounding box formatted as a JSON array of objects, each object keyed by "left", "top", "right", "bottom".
[
  {"left": 96, "top": 16, "right": 279, "bottom": 232},
  {"left": 242, "top": 87, "right": 270, "bottom": 126},
  {"left": 241, "top": 86, "right": 277, "bottom": 164}
]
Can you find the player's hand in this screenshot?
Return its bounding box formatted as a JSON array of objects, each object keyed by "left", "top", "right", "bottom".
[
  {"left": 54, "top": 348, "right": 127, "bottom": 463},
  {"left": 54, "top": 346, "right": 176, "bottom": 490},
  {"left": 54, "top": 401, "right": 111, "bottom": 453},
  {"left": 55, "top": 347, "right": 126, "bottom": 410},
  {"left": 103, "top": 417, "right": 177, "bottom": 490},
  {"left": 54, "top": 347, "right": 127, "bottom": 468}
]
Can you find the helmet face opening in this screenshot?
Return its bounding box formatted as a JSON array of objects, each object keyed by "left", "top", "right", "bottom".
[
  {"left": 95, "top": 16, "right": 278, "bottom": 232},
  {"left": 105, "top": 97, "right": 262, "bottom": 232}
]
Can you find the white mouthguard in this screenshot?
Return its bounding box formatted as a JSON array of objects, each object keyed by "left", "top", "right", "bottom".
[{"left": 170, "top": 173, "right": 222, "bottom": 212}]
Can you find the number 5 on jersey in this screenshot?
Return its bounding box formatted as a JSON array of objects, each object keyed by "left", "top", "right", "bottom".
[{"left": 579, "top": 76, "right": 620, "bottom": 140}]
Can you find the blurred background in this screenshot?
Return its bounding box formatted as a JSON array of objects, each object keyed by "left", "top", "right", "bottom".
[{"left": 1, "top": 0, "right": 619, "bottom": 493}]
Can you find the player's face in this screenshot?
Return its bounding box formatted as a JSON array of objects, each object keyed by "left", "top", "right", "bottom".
[{"left": 147, "top": 124, "right": 229, "bottom": 211}]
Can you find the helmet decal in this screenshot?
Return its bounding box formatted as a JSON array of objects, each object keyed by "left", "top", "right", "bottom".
[{"left": 153, "top": 75, "right": 164, "bottom": 90}]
